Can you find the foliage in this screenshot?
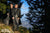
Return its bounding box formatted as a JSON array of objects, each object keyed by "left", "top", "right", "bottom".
[
  {"left": 19, "top": 26, "right": 29, "bottom": 33},
  {"left": 0, "top": 2, "right": 7, "bottom": 14},
  {"left": 9, "top": 0, "right": 21, "bottom": 3},
  {"left": 26, "top": 0, "right": 45, "bottom": 33}
]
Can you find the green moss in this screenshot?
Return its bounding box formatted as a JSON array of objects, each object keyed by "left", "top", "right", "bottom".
[{"left": 0, "top": 27, "right": 2, "bottom": 31}]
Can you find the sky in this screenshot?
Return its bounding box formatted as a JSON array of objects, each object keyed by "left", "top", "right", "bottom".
[
  {"left": 20, "top": 0, "right": 33, "bottom": 29},
  {"left": 20, "top": 0, "right": 29, "bottom": 15},
  {"left": 20, "top": 0, "right": 29, "bottom": 22}
]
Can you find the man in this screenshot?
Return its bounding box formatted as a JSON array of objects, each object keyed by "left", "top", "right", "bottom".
[{"left": 10, "top": 3, "right": 21, "bottom": 31}]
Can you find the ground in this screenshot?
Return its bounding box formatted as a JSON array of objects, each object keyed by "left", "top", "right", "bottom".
[
  {"left": 0, "top": 19, "right": 20, "bottom": 33},
  {"left": 0, "top": 19, "right": 30, "bottom": 33}
]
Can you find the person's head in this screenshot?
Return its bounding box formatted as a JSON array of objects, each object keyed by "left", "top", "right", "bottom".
[
  {"left": 10, "top": 4, "right": 13, "bottom": 9},
  {"left": 15, "top": 4, "right": 18, "bottom": 8}
]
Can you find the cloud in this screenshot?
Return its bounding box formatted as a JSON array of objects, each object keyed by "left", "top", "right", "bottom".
[
  {"left": 21, "top": 3, "right": 29, "bottom": 15},
  {"left": 21, "top": 4, "right": 29, "bottom": 9}
]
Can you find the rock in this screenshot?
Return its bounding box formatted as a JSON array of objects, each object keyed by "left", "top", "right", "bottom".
[{"left": 0, "top": 23, "right": 14, "bottom": 33}]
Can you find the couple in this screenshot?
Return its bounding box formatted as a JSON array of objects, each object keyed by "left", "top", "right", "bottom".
[{"left": 6, "top": 3, "right": 21, "bottom": 31}]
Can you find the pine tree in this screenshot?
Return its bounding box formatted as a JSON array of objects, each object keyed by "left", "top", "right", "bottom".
[
  {"left": 0, "top": 0, "right": 7, "bottom": 19},
  {"left": 26, "top": 0, "right": 45, "bottom": 33},
  {"left": 0, "top": 0, "right": 23, "bottom": 18},
  {"left": 8, "top": 0, "right": 22, "bottom": 8},
  {"left": 44, "top": 0, "right": 50, "bottom": 33}
]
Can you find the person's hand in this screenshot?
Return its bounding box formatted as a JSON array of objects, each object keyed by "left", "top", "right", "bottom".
[
  {"left": 12, "top": 17, "right": 14, "bottom": 19},
  {"left": 7, "top": 13, "right": 9, "bottom": 16},
  {"left": 17, "top": 17, "right": 20, "bottom": 20}
]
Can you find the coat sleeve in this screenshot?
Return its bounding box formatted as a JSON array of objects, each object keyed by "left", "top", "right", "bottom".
[
  {"left": 18, "top": 9, "right": 21, "bottom": 18},
  {"left": 11, "top": 9, "right": 14, "bottom": 17}
]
